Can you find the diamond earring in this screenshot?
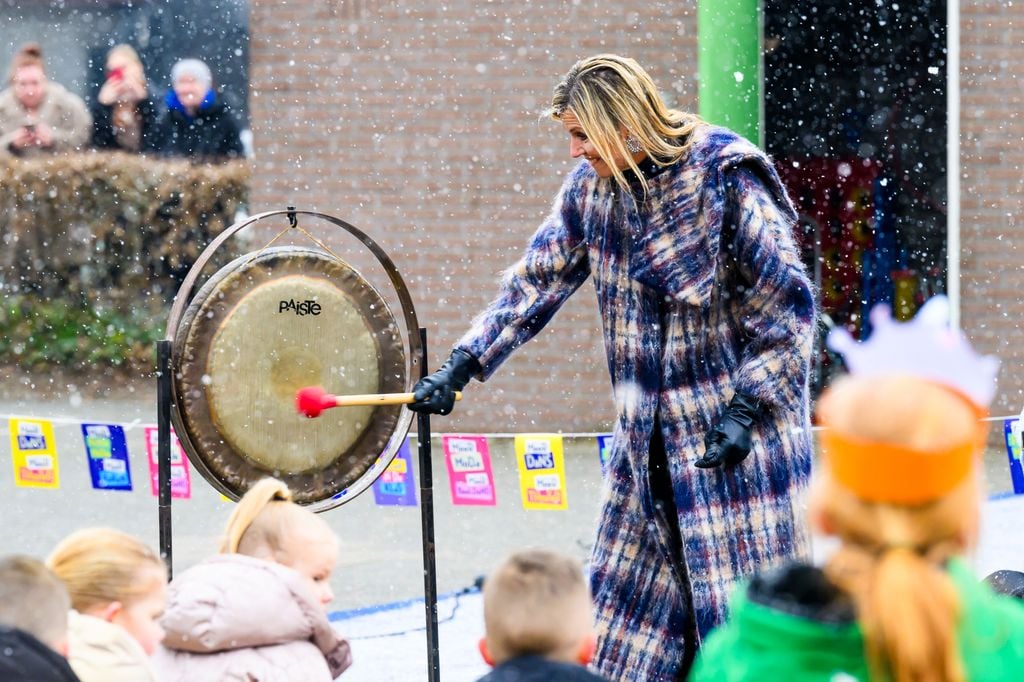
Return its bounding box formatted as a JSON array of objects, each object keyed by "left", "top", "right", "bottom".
[{"left": 625, "top": 134, "right": 643, "bottom": 154}]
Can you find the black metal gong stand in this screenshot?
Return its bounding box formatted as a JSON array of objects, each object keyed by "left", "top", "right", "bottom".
[
  {"left": 156, "top": 336, "right": 442, "bottom": 680},
  {"left": 415, "top": 328, "right": 442, "bottom": 682},
  {"left": 155, "top": 208, "right": 443, "bottom": 681},
  {"left": 156, "top": 339, "right": 173, "bottom": 579}
]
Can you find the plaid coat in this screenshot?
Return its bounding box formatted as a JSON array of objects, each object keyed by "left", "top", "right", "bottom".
[{"left": 457, "top": 125, "right": 815, "bottom": 681}]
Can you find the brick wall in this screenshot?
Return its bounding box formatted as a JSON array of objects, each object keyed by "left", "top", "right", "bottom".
[
  {"left": 961, "top": 2, "right": 1024, "bottom": 418},
  {"left": 248, "top": 1, "right": 699, "bottom": 432},
  {"left": 248, "top": 1, "right": 1020, "bottom": 434}
]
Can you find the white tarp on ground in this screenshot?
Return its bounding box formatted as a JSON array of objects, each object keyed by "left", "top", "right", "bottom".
[{"left": 332, "top": 494, "right": 1024, "bottom": 682}]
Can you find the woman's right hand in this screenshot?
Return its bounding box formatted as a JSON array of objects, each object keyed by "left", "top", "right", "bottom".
[{"left": 409, "top": 349, "right": 480, "bottom": 415}]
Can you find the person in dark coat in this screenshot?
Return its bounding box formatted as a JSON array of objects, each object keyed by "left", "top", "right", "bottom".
[
  {"left": 156, "top": 58, "right": 243, "bottom": 160},
  {"left": 90, "top": 44, "right": 160, "bottom": 153},
  {"left": 411, "top": 54, "right": 815, "bottom": 680},
  {"left": 476, "top": 549, "right": 607, "bottom": 682},
  {"left": 0, "top": 556, "right": 81, "bottom": 682}
]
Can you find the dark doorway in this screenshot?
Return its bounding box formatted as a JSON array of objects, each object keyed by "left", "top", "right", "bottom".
[{"left": 764, "top": 0, "right": 948, "bottom": 394}]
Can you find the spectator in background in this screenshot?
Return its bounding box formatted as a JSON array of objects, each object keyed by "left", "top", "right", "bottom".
[
  {"left": 91, "top": 44, "right": 160, "bottom": 153},
  {"left": 47, "top": 528, "right": 166, "bottom": 682},
  {"left": 156, "top": 57, "right": 242, "bottom": 160},
  {"left": 0, "top": 42, "right": 91, "bottom": 158},
  {"left": 0, "top": 555, "right": 81, "bottom": 682}
]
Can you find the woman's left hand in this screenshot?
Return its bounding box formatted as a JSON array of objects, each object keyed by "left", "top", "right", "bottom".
[{"left": 694, "top": 392, "right": 763, "bottom": 469}]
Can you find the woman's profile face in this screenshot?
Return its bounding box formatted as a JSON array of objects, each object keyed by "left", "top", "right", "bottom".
[{"left": 561, "top": 110, "right": 636, "bottom": 178}]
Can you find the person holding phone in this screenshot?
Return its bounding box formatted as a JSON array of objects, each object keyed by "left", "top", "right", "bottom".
[
  {"left": 91, "top": 44, "right": 160, "bottom": 153},
  {"left": 0, "top": 42, "right": 91, "bottom": 158}
]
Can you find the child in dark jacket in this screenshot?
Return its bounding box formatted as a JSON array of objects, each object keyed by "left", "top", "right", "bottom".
[
  {"left": 476, "top": 549, "right": 607, "bottom": 682},
  {"left": 0, "top": 555, "right": 81, "bottom": 682},
  {"left": 155, "top": 58, "right": 242, "bottom": 160}
]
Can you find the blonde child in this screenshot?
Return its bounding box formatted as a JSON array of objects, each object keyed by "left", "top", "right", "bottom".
[
  {"left": 478, "top": 548, "right": 607, "bottom": 681},
  {"left": 153, "top": 477, "right": 352, "bottom": 680},
  {"left": 692, "top": 302, "right": 1024, "bottom": 681},
  {"left": 0, "top": 555, "right": 79, "bottom": 682},
  {"left": 47, "top": 528, "right": 166, "bottom": 682}
]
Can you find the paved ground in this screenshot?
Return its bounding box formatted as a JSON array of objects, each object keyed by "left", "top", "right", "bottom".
[
  {"left": 336, "top": 494, "right": 1024, "bottom": 682},
  {"left": 0, "top": 391, "right": 603, "bottom": 610},
  {"left": 1, "top": 388, "right": 1021, "bottom": 624}
]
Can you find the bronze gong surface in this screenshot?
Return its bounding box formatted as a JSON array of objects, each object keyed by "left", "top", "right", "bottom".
[{"left": 170, "top": 246, "right": 406, "bottom": 505}]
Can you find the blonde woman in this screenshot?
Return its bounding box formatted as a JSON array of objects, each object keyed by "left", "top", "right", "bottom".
[
  {"left": 692, "top": 301, "right": 1024, "bottom": 680},
  {"left": 153, "top": 478, "right": 352, "bottom": 680},
  {"left": 410, "top": 54, "right": 815, "bottom": 679},
  {"left": 47, "top": 528, "right": 167, "bottom": 682},
  {"left": 91, "top": 44, "right": 160, "bottom": 152}
]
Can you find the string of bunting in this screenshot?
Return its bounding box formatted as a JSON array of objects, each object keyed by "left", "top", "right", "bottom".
[{"left": 5, "top": 413, "right": 1023, "bottom": 502}]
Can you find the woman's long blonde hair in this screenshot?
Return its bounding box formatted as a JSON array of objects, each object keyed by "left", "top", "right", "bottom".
[
  {"left": 220, "top": 478, "right": 330, "bottom": 561},
  {"left": 549, "top": 54, "right": 703, "bottom": 196},
  {"left": 815, "top": 375, "right": 984, "bottom": 682},
  {"left": 46, "top": 528, "right": 165, "bottom": 613}
]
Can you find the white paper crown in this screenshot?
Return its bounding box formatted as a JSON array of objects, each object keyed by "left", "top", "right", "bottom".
[{"left": 827, "top": 295, "right": 999, "bottom": 409}]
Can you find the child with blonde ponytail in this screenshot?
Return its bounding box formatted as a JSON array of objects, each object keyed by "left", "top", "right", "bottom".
[
  {"left": 691, "top": 298, "right": 1024, "bottom": 681},
  {"left": 47, "top": 528, "right": 167, "bottom": 682},
  {"left": 153, "top": 478, "right": 352, "bottom": 680}
]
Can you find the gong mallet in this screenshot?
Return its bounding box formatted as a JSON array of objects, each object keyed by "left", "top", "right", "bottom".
[{"left": 295, "top": 385, "right": 462, "bottom": 418}]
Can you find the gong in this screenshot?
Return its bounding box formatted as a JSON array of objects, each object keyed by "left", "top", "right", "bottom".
[{"left": 169, "top": 244, "right": 409, "bottom": 507}]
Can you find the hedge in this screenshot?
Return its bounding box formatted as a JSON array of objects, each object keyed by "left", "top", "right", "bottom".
[{"left": 0, "top": 153, "right": 249, "bottom": 373}]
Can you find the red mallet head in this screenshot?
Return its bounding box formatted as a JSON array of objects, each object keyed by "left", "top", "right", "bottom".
[{"left": 296, "top": 385, "right": 334, "bottom": 418}]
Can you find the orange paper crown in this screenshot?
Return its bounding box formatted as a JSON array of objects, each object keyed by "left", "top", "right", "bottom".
[
  {"left": 820, "top": 414, "right": 984, "bottom": 505},
  {"left": 822, "top": 296, "right": 998, "bottom": 505}
]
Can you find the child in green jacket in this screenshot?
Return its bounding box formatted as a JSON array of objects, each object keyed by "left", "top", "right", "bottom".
[{"left": 691, "top": 299, "right": 1024, "bottom": 681}]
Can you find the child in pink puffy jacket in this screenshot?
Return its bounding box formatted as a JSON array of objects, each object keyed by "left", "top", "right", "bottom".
[{"left": 152, "top": 478, "right": 352, "bottom": 681}]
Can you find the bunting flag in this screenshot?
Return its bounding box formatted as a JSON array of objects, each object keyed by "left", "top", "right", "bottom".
[
  {"left": 1003, "top": 419, "right": 1024, "bottom": 495},
  {"left": 597, "top": 433, "right": 613, "bottom": 470},
  {"left": 442, "top": 435, "right": 497, "bottom": 506},
  {"left": 514, "top": 434, "right": 568, "bottom": 511},
  {"left": 144, "top": 426, "right": 192, "bottom": 499},
  {"left": 9, "top": 418, "right": 60, "bottom": 489},
  {"left": 81, "top": 423, "right": 132, "bottom": 491},
  {"left": 373, "top": 439, "right": 418, "bottom": 506}
]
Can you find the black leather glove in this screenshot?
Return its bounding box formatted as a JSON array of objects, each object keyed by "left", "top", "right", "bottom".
[
  {"left": 409, "top": 348, "right": 480, "bottom": 415},
  {"left": 693, "top": 392, "right": 764, "bottom": 469}
]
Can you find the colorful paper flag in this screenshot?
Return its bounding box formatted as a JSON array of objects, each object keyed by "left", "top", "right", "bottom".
[
  {"left": 373, "top": 439, "right": 418, "bottom": 506},
  {"left": 597, "top": 433, "right": 614, "bottom": 470},
  {"left": 81, "top": 423, "right": 132, "bottom": 491},
  {"left": 144, "top": 426, "right": 192, "bottom": 499},
  {"left": 9, "top": 418, "right": 60, "bottom": 489},
  {"left": 514, "top": 434, "right": 567, "bottom": 510},
  {"left": 1003, "top": 419, "right": 1024, "bottom": 495},
  {"left": 443, "top": 435, "right": 497, "bottom": 506}
]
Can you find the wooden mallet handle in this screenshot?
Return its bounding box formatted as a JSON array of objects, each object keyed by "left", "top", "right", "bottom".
[{"left": 296, "top": 385, "right": 462, "bottom": 418}]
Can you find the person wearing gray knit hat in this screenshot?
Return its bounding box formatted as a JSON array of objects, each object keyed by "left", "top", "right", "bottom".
[
  {"left": 169, "top": 58, "right": 213, "bottom": 117},
  {"left": 156, "top": 56, "right": 242, "bottom": 160}
]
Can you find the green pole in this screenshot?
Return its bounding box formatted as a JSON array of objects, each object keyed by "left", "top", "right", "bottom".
[{"left": 698, "top": 0, "right": 763, "bottom": 145}]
